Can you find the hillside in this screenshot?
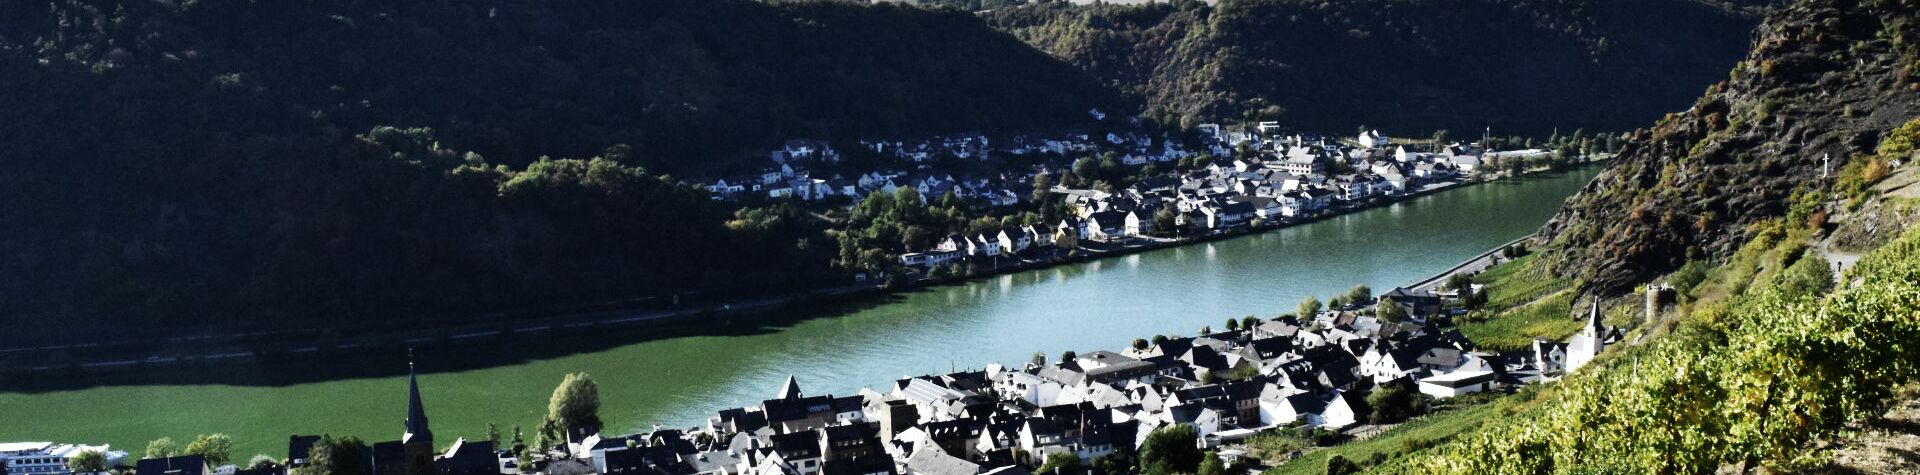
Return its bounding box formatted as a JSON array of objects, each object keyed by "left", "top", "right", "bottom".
[
  {"left": 0, "top": 0, "right": 1119, "bottom": 343},
  {"left": 1533, "top": 0, "right": 1920, "bottom": 295},
  {"left": 1364, "top": 0, "right": 1920, "bottom": 471},
  {"left": 984, "top": 0, "right": 1772, "bottom": 136},
  {"left": 0, "top": 0, "right": 1119, "bottom": 173}
]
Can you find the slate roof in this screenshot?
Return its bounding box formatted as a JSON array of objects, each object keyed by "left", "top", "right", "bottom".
[
  {"left": 904, "top": 447, "right": 980, "bottom": 475},
  {"left": 822, "top": 455, "right": 898, "bottom": 475},
  {"left": 770, "top": 431, "right": 822, "bottom": 460},
  {"left": 135, "top": 455, "right": 207, "bottom": 475}
]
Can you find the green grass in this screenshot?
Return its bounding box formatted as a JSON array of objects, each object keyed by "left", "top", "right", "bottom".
[
  {"left": 1471, "top": 255, "right": 1571, "bottom": 311},
  {"left": 1259, "top": 401, "right": 1504, "bottom": 475},
  {"left": 1457, "top": 290, "right": 1582, "bottom": 351}
]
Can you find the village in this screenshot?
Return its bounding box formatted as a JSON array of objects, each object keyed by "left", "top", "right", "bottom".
[
  {"left": 699, "top": 112, "right": 1571, "bottom": 280},
  {"left": 9, "top": 268, "right": 1631, "bottom": 475}
]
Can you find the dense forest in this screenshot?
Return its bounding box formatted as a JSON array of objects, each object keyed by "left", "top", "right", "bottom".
[
  {"left": 0, "top": 0, "right": 1118, "bottom": 342},
  {"left": 984, "top": 0, "right": 1773, "bottom": 136}
]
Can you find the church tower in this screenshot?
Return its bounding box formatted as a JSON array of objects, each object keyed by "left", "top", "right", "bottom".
[{"left": 403, "top": 355, "right": 436, "bottom": 475}]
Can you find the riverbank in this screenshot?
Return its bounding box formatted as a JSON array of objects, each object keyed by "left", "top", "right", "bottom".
[{"left": 913, "top": 176, "right": 1488, "bottom": 285}]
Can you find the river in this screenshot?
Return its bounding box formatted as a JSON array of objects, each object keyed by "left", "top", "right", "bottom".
[{"left": 0, "top": 167, "right": 1599, "bottom": 458}]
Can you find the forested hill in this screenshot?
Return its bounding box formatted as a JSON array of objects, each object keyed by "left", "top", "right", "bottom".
[
  {"left": 1532, "top": 0, "right": 1920, "bottom": 295},
  {"left": 0, "top": 0, "right": 1119, "bottom": 173},
  {"left": 0, "top": 0, "right": 1119, "bottom": 342},
  {"left": 983, "top": 0, "right": 1774, "bottom": 136}
]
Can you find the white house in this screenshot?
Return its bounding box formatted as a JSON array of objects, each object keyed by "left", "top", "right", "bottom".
[
  {"left": 1, "top": 443, "right": 126, "bottom": 475},
  {"left": 1417, "top": 370, "right": 1497, "bottom": 399},
  {"left": 1125, "top": 209, "right": 1156, "bottom": 236},
  {"left": 1358, "top": 130, "right": 1390, "bottom": 149},
  {"left": 995, "top": 227, "right": 1033, "bottom": 254}
]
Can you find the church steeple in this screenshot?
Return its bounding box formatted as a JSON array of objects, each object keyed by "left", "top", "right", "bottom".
[
  {"left": 776, "top": 375, "right": 803, "bottom": 400},
  {"left": 404, "top": 351, "right": 433, "bottom": 445}
]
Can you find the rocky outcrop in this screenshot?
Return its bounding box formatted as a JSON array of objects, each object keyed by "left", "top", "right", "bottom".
[{"left": 1537, "top": 0, "right": 1920, "bottom": 295}]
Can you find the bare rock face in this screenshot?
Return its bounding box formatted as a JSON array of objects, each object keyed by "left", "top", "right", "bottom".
[{"left": 1536, "top": 0, "right": 1920, "bottom": 296}]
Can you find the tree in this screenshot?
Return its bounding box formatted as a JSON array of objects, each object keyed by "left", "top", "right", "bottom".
[
  {"left": 67, "top": 450, "right": 108, "bottom": 474},
  {"left": 304, "top": 435, "right": 368, "bottom": 475},
  {"left": 1298, "top": 296, "right": 1323, "bottom": 317},
  {"left": 1032, "top": 172, "right": 1054, "bottom": 203},
  {"left": 1196, "top": 451, "right": 1225, "bottom": 475},
  {"left": 1366, "top": 380, "right": 1429, "bottom": 423},
  {"left": 1139, "top": 424, "right": 1202, "bottom": 475},
  {"left": 1431, "top": 130, "right": 1451, "bottom": 147},
  {"left": 1241, "top": 316, "right": 1260, "bottom": 330},
  {"left": 1032, "top": 352, "right": 1048, "bottom": 367},
  {"left": 1224, "top": 318, "right": 1240, "bottom": 331},
  {"left": 1462, "top": 287, "right": 1489, "bottom": 309},
  {"left": 1377, "top": 297, "right": 1410, "bottom": 323},
  {"left": 1325, "top": 454, "right": 1363, "bottom": 475},
  {"left": 1060, "top": 350, "right": 1077, "bottom": 363},
  {"left": 185, "top": 434, "right": 233, "bottom": 467},
  {"left": 1346, "top": 284, "right": 1372, "bottom": 304},
  {"left": 144, "top": 438, "right": 178, "bottom": 460},
  {"left": 547, "top": 373, "right": 602, "bottom": 440},
  {"left": 1072, "top": 157, "right": 1098, "bottom": 185},
  {"left": 1446, "top": 273, "right": 1474, "bottom": 292},
  {"left": 1778, "top": 253, "right": 1834, "bottom": 299},
  {"left": 1154, "top": 208, "right": 1179, "bottom": 235},
  {"left": 248, "top": 455, "right": 278, "bottom": 470},
  {"left": 1037, "top": 451, "right": 1082, "bottom": 474},
  {"left": 487, "top": 423, "right": 502, "bottom": 446},
  {"left": 1152, "top": 334, "right": 1169, "bottom": 346},
  {"left": 1132, "top": 338, "right": 1150, "bottom": 350}
]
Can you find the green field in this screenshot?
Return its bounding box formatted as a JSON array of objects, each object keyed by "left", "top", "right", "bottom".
[
  {"left": 1258, "top": 398, "right": 1509, "bottom": 475},
  {"left": 1470, "top": 255, "right": 1571, "bottom": 311},
  {"left": 1457, "top": 290, "right": 1583, "bottom": 351}
]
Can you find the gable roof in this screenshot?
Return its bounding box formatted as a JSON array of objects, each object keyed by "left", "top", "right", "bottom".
[
  {"left": 135, "top": 455, "right": 208, "bottom": 475},
  {"left": 770, "top": 430, "right": 822, "bottom": 459},
  {"left": 904, "top": 446, "right": 980, "bottom": 475}
]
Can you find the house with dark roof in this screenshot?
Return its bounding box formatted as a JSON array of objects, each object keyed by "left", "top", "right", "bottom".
[
  {"left": 820, "top": 455, "right": 896, "bottom": 475},
  {"left": 820, "top": 424, "right": 883, "bottom": 462},
  {"left": 287, "top": 435, "right": 321, "bottom": 468},
  {"left": 1085, "top": 211, "right": 1128, "bottom": 240},
  {"left": 135, "top": 456, "right": 208, "bottom": 475},
  {"left": 435, "top": 439, "right": 498, "bottom": 475}
]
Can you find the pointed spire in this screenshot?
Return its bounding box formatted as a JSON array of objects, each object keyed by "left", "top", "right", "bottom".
[
  {"left": 1585, "top": 300, "right": 1605, "bottom": 335},
  {"left": 776, "top": 375, "right": 803, "bottom": 400},
  {"left": 405, "top": 350, "right": 433, "bottom": 444}
]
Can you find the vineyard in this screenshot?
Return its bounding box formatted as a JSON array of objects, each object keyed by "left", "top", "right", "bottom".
[
  {"left": 1456, "top": 290, "right": 1583, "bottom": 351},
  {"left": 1402, "top": 223, "right": 1920, "bottom": 473},
  {"left": 1454, "top": 255, "right": 1585, "bottom": 351},
  {"left": 1470, "top": 255, "right": 1573, "bottom": 311}
]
